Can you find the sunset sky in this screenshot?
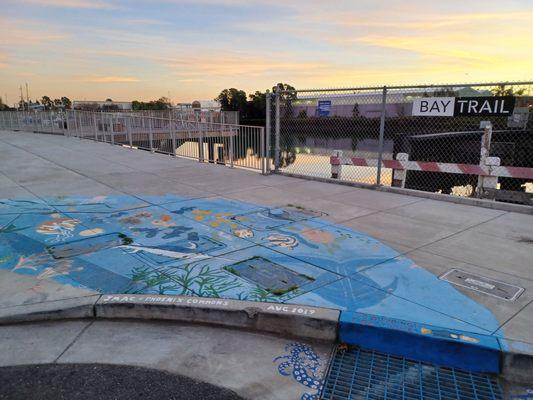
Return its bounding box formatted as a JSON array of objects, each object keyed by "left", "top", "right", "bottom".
[{"left": 1, "top": 0, "right": 532, "bottom": 104}]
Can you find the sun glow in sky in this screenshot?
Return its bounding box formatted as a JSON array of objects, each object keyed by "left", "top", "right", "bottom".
[{"left": 1, "top": 0, "right": 532, "bottom": 104}]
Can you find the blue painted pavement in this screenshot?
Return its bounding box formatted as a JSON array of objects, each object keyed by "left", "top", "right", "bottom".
[{"left": 0, "top": 195, "right": 505, "bottom": 372}]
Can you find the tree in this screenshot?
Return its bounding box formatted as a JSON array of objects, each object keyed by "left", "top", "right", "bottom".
[
  {"left": 215, "top": 88, "right": 248, "bottom": 113},
  {"left": 247, "top": 91, "right": 266, "bottom": 119},
  {"left": 41, "top": 96, "right": 53, "bottom": 110},
  {"left": 155, "top": 96, "right": 171, "bottom": 109},
  {"left": 272, "top": 83, "right": 297, "bottom": 117},
  {"left": 0, "top": 97, "right": 10, "bottom": 111},
  {"left": 433, "top": 88, "right": 457, "bottom": 97},
  {"left": 272, "top": 83, "right": 296, "bottom": 100},
  {"left": 131, "top": 97, "right": 171, "bottom": 110},
  {"left": 61, "top": 97, "right": 72, "bottom": 109},
  {"left": 352, "top": 103, "right": 360, "bottom": 117},
  {"left": 492, "top": 84, "right": 525, "bottom": 96}
]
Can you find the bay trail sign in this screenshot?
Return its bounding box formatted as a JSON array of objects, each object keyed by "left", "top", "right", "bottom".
[{"left": 412, "top": 96, "right": 515, "bottom": 117}]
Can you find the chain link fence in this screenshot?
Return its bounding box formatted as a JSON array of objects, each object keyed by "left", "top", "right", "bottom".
[
  {"left": 269, "top": 82, "right": 533, "bottom": 205},
  {"left": 0, "top": 110, "right": 266, "bottom": 173}
]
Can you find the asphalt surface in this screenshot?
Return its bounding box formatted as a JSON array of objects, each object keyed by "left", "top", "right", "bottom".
[{"left": 0, "top": 364, "right": 246, "bottom": 400}]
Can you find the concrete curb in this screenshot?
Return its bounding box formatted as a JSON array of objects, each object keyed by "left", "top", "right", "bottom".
[
  {"left": 500, "top": 339, "right": 533, "bottom": 385},
  {"left": 275, "top": 171, "right": 533, "bottom": 215},
  {"left": 1, "top": 293, "right": 532, "bottom": 383},
  {"left": 0, "top": 295, "right": 100, "bottom": 325},
  {"left": 0, "top": 293, "right": 339, "bottom": 342},
  {"left": 95, "top": 294, "right": 339, "bottom": 341}
]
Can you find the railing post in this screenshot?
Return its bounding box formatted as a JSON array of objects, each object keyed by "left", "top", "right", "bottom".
[
  {"left": 148, "top": 117, "right": 154, "bottom": 152},
  {"left": 198, "top": 123, "right": 204, "bottom": 162},
  {"left": 170, "top": 112, "right": 176, "bottom": 156},
  {"left": 74, "top": 110, "right": 81, "bottom": 138},
  {"left": 127, "top": 116, "right": 133, "bottom": 148},
  {"left": 100, "top": 112, "right": 105, "bottom": 142},
  {"left": 274, "top": 90, "right": 280, "bottom": 171},
  {"left": 265, "top": 92, "right": 271, "bottom": 174},
  {"left": 93, "top": 113, "right": 98, "bottom": 141},
  {"left": 110, "top": 113, "right": 115, "bottom": 145},
  {"left": 376, "top": 86, "right": 387, "bottom": 186},
  {"left": 229, "top": 128, "right": 234, "bottom": 168},
  {"left": 260, "top": 127, "right": 266, "bottom": 175}
]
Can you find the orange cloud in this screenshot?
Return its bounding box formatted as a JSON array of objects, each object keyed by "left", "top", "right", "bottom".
[{"left": 84, "top": 76, "right": 140, "bottom": 83}]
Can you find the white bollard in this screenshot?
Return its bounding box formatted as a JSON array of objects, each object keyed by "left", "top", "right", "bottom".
[
  {"left": 483, "top": 156, "right": 500, "bottom": 190},
  {"left": 393, "top": 152, "right": 409, "bottom": 188},
  {"left": 331, "top": 149, "right": 343, "bottom": 179}
]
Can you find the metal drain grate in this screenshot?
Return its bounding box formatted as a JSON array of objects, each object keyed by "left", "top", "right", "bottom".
[{"left": 321, "top": 346, "right": 503, "bottom": 400}]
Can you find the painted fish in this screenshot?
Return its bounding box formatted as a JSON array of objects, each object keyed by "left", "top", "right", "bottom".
[
  {"left": 266, "top": 234, "right": 299, "bottom": 249},
  {"left": 120, "top": 243, "right": 211, "bottom": 262}
]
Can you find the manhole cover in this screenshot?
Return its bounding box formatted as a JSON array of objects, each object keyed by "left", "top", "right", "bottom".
[
  {"left": 322, "top": 346, "right": 503, "bottom": 400},
  {"left": 224, "top": 256, "right": 314, "bottom": 295},
  {"left": 440, "top": 269, "right": 524, "bottom": 301}
]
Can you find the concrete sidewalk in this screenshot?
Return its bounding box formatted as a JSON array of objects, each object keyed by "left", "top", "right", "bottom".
[
  {"left": 0, "top": 319, "right": 332, "bottom": 400},
  {"left": 1, "top": 131, "right": 532, "bottom": 380}
]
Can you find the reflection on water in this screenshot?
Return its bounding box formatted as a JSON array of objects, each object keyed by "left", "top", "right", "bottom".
[
  {"left": 281, "top": 153, "right": 392, "bottom": 185},
  {"left": 175, "top": 141, "right": 392, "bottom": 184},
  {"left": 175, "top": 141, "right": 264, "bottom": 170}
]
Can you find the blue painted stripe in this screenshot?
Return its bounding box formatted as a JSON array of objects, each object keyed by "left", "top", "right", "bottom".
[{"left": 339, "top": 311, "right": 501, "bottom": 373}]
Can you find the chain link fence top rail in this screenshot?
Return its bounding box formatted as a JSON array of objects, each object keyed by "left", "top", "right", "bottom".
[
  {"left": 0, "top": 109, "right": 266, "bottom": 174},
  {"left": 271, "top": 81, "right": 533, "bottom": 204}
]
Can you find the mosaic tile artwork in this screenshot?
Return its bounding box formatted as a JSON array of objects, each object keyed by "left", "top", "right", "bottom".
[{"left": 0, "top": 194, "right": 501, "bottom": 339}]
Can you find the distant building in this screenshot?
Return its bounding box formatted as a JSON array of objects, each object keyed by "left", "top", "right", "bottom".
[
  {"left": 175, "top": 100, "right": 220, "bottom": 111},
  {"left": 28, "top": 103, "right": 45, "bottom": 112},
  {"left": 290, "top": 87, "right": 497, "bottom": 118},
  {"left": 73, "top": 100, "right": 132, "bottom": 111}
]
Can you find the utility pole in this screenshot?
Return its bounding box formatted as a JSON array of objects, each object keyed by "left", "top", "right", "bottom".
[
  {"left": 25, "top": 83, "right": 30, "bottom": 110},
  {"left": 19, "top": 86, "right": 24, "bottom": 111}
]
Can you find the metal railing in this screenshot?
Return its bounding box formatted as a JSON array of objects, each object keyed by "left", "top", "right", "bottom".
[
  {"left": 0, "top": 110, "right": 267, "bottom": 174},
  {"left": 2, "top": 81, "right": 532, "bottom": 205},
  {"left": 269, "top": 81, "right": 533, "bottom": 205}
]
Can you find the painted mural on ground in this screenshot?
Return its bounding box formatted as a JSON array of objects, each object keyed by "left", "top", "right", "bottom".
[
  {"left": 274, "top": 342, "right": 326, "bottom": 400},
  {"left": 0, "top": 195, "right": 501, "bottom": 338}
]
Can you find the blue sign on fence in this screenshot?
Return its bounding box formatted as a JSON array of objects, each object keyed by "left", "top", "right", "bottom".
[{"left": 317, "top": 100, "right": 332, "bottom": 117}]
